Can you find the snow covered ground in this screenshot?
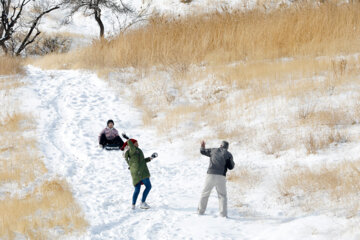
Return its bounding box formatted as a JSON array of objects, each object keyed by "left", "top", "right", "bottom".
[{"left": 15, "top": 66, "right": 360, "bottom": 239}]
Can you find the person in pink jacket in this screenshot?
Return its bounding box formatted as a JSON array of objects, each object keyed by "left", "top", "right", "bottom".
[{"left": 99, "top": 119, "right": 124, "bottom": 149}]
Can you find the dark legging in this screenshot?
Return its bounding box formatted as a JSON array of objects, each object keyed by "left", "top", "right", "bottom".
[
  {"left": 99, "top": 133, "right": 124, "bottom": 147},
  {"left": 132, "top": 178, "right": 152, "bottom": 205}
]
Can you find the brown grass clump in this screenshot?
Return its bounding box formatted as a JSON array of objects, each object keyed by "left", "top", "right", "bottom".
[
  {"left": 0, "top": 56, "right": 23, "bottom": 75},
  {"left": 0, "top": 113, "right": 35, "bottom": 133},
  {"left": 279, "top": 161, "right": 360, "bottom": 214},
  {"left": 0, "top": 148, "right": 46, "bottom": 185},
  {"left": 260, "top": 129, "right": 288, "bottom": 155},
  {"left": 304, "top": 129, "right": 349, "bottom": 154},
  {"left": 0, "top": 180, "right": 87, "bottom": 239},
  {"left": 298, "top": 108, "right": 354, "bottom": 129},
  {"left": 228, "top": 167, "right": 261, "bottom": 187},
  {"left": 33, "top": 2, "right": 360, "bottom": 70}
]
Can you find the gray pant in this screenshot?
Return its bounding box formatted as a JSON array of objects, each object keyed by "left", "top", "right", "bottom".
[{"left": 198, "top": 174, "right": 227, "bottom": 217}]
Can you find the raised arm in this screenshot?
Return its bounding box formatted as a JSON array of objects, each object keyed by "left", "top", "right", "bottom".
[{"left": 200, "top": 140, "right": 211, "bottom": 157}]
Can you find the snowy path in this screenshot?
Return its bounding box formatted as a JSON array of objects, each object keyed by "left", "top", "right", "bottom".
[{"left": 21, "top": 66, "right": 357, "bottom": 240}]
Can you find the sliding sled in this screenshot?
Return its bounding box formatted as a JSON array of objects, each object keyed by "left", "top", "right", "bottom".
[
  {"left": 100, "top": 133, "right": 129, "bottom": 151},
  {"left": 104, "top": 144, "right": 121, "bottom": 151}
]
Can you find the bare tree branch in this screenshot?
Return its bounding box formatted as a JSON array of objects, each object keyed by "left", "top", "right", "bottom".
[
  {"left": 16, "top": 4, "right": 60, "bottom": 55},
  {"left": 1, "top": 0, "right": 60, "bottom": 55},
  {"left": 16, "top": 28, "right": 40, "bottom": 55}
]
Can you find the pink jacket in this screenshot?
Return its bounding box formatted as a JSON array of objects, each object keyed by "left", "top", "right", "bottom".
[{"left": 99, "top": 127, "right": 119, "bottom": 140}]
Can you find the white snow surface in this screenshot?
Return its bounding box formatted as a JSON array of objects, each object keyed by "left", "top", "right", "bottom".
[{"left": 16, "top": 66, "right": 360, "bottom": 239}]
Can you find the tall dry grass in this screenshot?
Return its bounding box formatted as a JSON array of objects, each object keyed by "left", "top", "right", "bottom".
[
  {"left": 0, "top": 79, "right": 87, "bottom": 239},
  {"left": 0, "top": 56, "right": 23, "bottom": 75},
  {"left": 304, "top": 128, "right": 349, "bottom": 154},
  {"left": 0, "top": 180, "right": 87, "bottom": 239},
  {"left": 34, "top": 2, "right": 360, "bottom": 70}
]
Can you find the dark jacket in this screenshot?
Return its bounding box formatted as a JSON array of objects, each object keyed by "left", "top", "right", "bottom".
[
  {"left": 200, "top": 147, "right": 235, "bottom": 176},
  {"left": 125, "top": 140, "right": 151, "bottom": 186}
]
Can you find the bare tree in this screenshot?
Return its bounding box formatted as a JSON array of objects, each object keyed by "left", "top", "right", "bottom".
[
  {"left": 0, "top": 0, "right": 60, "bottom": 56},
  {"left": 62, "top": 0, "right": 150, "bottom": 38}
]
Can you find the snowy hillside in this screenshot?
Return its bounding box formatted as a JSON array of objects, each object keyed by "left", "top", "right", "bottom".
[
  {"left": 2, "top": 0, "right": 360, "bottom": 239},
  {"left": 14, "top": 64, "right": 360, "bottom": 239}
]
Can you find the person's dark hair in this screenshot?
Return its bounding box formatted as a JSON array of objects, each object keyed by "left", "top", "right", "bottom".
[
  {"left": 107, "top": 119, "right": 114, "bottom": 126},
  {"left": 220, "top": 141, "right": 229, "bottom": 150}
]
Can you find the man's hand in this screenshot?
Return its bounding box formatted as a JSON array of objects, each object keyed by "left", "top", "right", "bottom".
[
  {"left": 122, "top": 132, "right": 130, "bottom": 140},
  {"left": 201, "top": 140, "right": 205, "bottom": 148}
]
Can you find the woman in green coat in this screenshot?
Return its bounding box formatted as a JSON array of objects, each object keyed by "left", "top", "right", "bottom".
[{"left": 124, "top": 138, "right": 153, "bottom": 210}]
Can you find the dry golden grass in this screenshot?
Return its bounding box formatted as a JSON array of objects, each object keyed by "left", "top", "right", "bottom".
[
  {"left": 0, "top": 147, "right": 46, "bottom": 185},
  {"left": 33, "top": 2, "right": 360, "bottom": 70},
  {"left": 228, "top": 167, "right": 261, "bottom": 187},
  {"left": 0, "top": 180, "right": 87, "bottom": 239},
  {"left": 303, "top": 109, "right": 353, "bottom": 127},
  {"left": 260, "top": 130, "right": 288, "bottom": 156},
  {"left": 0, "top": 77, "right": 24, "bottom": 91},
  {"left": 0, "top": 78, "right": 87, "bottom": 239},
  {"left": 0, "top": 113, "right": 35, "bottom": 133},
  {"left": 279, "top": 161, "right": 360, "bottom": 213},
  {"left": 304, "top": 129, "right": 349, "bottom": 154},
  {"left": 0, "top": 56, "right": 23, "bottom": 75}
]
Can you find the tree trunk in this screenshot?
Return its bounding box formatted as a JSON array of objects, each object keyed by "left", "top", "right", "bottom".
[{"left": 94, "top": 8, "right": 104, "bottom": 38}]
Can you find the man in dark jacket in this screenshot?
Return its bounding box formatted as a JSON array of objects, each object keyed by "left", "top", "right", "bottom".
[{"left": 198, "top": 140, "right": 235, "bottom": 217}]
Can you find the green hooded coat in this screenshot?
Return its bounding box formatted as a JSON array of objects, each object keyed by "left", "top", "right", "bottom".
[{"left": 125, "top": 140, "right": 151, "bottom": 186}]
